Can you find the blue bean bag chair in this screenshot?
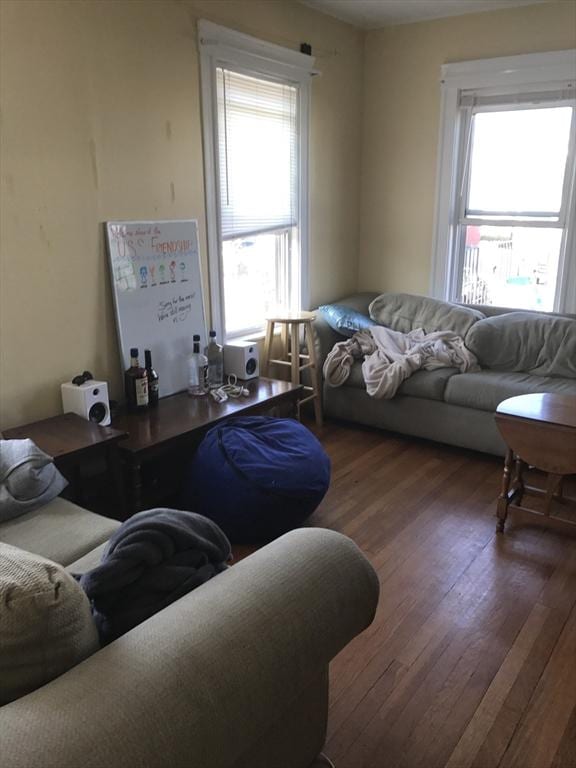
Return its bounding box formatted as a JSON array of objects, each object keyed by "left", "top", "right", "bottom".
[{"left": 180, "top": 416, "right": 331, "bottom": 543}]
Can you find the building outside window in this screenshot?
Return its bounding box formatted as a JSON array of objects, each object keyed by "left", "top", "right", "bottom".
[
  {"left": 432, "top": 51, "right": 576, "bottom": 313},
  {"left": 199, "top": 21, "right": 315, "bottom": 340}
]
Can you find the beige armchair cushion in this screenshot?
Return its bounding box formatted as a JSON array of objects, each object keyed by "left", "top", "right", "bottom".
[{"left": 0, "top": 542, "right": 99, "bottom": 704}]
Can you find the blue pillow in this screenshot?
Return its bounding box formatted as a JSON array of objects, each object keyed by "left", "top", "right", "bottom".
[{"left": 318, "top": 304, "right": 374, "bottom": 337}]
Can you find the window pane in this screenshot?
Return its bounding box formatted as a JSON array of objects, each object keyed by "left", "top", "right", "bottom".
[
  {"left": 222, "top": 231, "right": 292, "bottom": 336},
  {"left": 467, "top": 107, "right": 573, "bottom": 215},
  {"left": 460, "top": 225, "right": 562, "bottom": 311}
]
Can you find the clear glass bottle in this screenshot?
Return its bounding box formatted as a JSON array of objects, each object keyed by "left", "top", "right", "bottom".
[
  {"left": 187, "top": 334, "right": 208, "bottom": 396},
  {"left": 144, "top": 349, "right": 159, "bottom": 407},
  {"left": 125, "top": 347, "right": 149, "bottom": 411},
  {"left": 205, "top": 329, "right": 224, "bottom": 389}
]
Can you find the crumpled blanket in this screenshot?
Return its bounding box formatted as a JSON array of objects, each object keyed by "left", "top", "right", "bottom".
[
  {"left": 323, "top": 326, "right": 479, "bottom": 399},
  {"left": 77, "top": 508, "right": 231, "bottom": 644}
]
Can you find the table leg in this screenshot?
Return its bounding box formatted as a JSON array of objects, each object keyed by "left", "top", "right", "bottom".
[
  {"left": 497, "top": 449, "right": 514, "bottom": 533},
  {"left": 129, "top": 460, "right": 144, "bottom": 515},
  {"left": 107, "top": 443, "right": 127, "bottom": 519},
  {"left": 544, "top": 473, "right": 563, "bottom": 517},
  {"left": 513, "top": 457, "right": 526, "bottom": 506}
]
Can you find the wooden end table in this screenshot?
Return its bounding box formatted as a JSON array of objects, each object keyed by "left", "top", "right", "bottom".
[
  {"left": 3, "top": 413, "right": 128, "bottom": 517},
  {"left": 112, "top": 377, "right": 302, "bottom": 515},
  {"left": 495, "top": 393, "right": 576, "bottom": 535}
]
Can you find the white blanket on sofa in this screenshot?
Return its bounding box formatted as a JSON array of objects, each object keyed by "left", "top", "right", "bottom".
[{"left": 323, "top": 326, "right": 479, "bottom": 399}]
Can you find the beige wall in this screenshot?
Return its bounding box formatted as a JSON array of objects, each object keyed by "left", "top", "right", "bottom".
[
  {"left": 0, "top": 0, "right": 363, "bottom": 428},
  {"left": 358, "top": 1, "right": 576, "bottom": 296}
]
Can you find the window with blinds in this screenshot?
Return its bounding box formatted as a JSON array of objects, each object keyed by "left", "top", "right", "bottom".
[
  {"left": 199, "top": 21, "right": 314, "bottom": 340},
  {"left": 214, "top": 69, "right": 300, "bottom": 336}
]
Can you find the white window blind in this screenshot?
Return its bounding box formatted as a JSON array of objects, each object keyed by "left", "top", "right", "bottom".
[{"left": 217, "top": 68, "right": 298, "bottom": 240}]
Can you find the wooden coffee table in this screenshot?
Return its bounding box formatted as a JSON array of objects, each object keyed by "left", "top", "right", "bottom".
[
  {"left": 112, "top": 377, "right": 302, "bottom": 514},
  {"left": 495, "top": 393, "right": 576, "bottom": 535}
]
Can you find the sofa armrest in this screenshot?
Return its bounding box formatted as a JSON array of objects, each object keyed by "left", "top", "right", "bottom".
[
  {"left": 0, "top": 528, "right": 379, "bottom": 768},
  {"left": 312, "top": 292, "right": 380, "bottom": 372}
]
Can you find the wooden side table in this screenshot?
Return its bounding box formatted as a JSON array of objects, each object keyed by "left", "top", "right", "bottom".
[
  {"left": 3, "top": 413, "right": 128, "bottom": 518},
  {"left": 495, "top": 393, "right": 576, "bottom": 535},
  {"left": 262, "top": 311, "right": 323, "bottom": 427}
]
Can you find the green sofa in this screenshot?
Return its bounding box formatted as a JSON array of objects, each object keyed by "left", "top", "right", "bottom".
[
  {"left": 0, "top": 496, "right": 379, "bottom": 768},
  {"left": 314, "top": 292, "right": 576, "bottom": 456}
]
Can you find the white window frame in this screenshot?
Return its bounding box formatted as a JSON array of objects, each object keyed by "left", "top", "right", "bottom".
[
  {"left": 198, "top": 20, "right": 317, "bottom": 340},
  {"left": 431, "top": 50, "right": 576, "bottom": 313}
]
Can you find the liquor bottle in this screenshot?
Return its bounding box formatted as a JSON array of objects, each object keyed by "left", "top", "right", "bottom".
[
  {"left": 205, "top": 329, "right": 224, "bottom": 389},
  {"left": 125, "top": 347, "right": 149, "bottom": 411},
  {"left": 187, "top": 334, "right": 208, "bottom": 397},
  {"left": 144, "top": 349, "right": 159, "bottom": 407}
]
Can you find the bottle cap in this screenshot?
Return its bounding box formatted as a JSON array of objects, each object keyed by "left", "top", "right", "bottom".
[
  {"left": 130, "top": 347, "right": 138, "bottom": 357},
  {"left": 209, "top": 330, "right": 216, "bottom": 337},
  {"left": 193, "top": 334, "right": 200, "bottom": 341}
]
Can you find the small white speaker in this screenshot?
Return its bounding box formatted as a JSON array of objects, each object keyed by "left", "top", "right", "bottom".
[
  {"left": 61, "top": 380, "right": 111, "bottom": 426},
  {"left": 223, "top": 341, "right": 259, "bottom": 380}
]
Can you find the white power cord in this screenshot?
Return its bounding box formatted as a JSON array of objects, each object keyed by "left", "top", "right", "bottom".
[{"left": 209, "top": 374, "right": 250, "bottom": 403}]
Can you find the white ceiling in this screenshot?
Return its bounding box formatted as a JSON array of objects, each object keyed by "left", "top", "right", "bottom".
[{"left": 299, "top": 0, "right": 550, "bottom": 29}]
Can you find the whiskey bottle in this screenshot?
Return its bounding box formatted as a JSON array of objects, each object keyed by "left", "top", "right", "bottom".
[
  {"left": 144, "top": 349, "right": 159, "bottom": 407},
  {"left": 125, "top": 347, "right": 149, "bottom": 411}
]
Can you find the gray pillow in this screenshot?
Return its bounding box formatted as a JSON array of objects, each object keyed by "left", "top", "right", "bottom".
[
  {"left": 369, "top": 292, "right": 484, "bottom": 337},
  {"left": 0, "top": 542, "right": 99, "bottom": 704},
  {"left": 465, "top": 312, "right": 576, "bottom": 378},
  {"left": 0, "top": 439, "right": 68, "bottom": 522}
]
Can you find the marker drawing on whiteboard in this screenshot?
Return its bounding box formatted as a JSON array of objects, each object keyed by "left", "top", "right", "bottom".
[
  {"left": 139, "top": 266, "right": 148, "bottom": 288},
  {"left": 179, "top": 261, "right": 188, "bottom": 282},
  {"left": 158, "top": 264, "right": 168, "bottom": 285},
  {"left": 149, "top": 264, "right": 157, "bottom": 286},
  {"left": 169, "top": 260, "right": 176, "bottom": 282},
  {"left": 157, "top": 293, "right": 196, "bottom": 324}
]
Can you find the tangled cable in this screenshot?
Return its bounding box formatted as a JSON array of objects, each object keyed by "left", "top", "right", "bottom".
[{"left": 209, "top": 374, "right": 250, "bottom": 403}]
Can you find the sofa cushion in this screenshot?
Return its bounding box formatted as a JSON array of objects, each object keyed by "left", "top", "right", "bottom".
[
  {"left": 0, "top": 496, "right": 120, "bottom": 566},
  {"left": 66, "top": 542, "right": 108, "bottom": 575},
  {"left": 444, "top": 370, "right": 576, "bottom": 412},
  {"left": 465, "top": 312, "right": 576, "bottom": 378},
  {"left": 346, "top": 361, "right": 459, "bottom": 401},
  {"left": 369, "top": 292, "right": 484, "bottom": 337},
  {"left": 0, "top": 542, "right": 99, "bottom": 705}
]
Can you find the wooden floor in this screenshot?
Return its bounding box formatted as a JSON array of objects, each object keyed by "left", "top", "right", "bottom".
[{"left": 305, "top": 420, "right": 576, "bottom": 768}]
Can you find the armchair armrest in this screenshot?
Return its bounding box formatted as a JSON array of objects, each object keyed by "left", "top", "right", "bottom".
[{"left": 0, "top": 528, "right": 379, "bottom": 768}]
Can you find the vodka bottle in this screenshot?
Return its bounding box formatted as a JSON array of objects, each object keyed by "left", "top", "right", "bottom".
[
  {"left": 205, "top": 329, "right": 224, "bottom": 389},
  {"left": 187, "top": 335, "right": 208, "bottom": 396}
]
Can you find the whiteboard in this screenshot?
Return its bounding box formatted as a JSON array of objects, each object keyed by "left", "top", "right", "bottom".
[{"left": 106, "top": 220, "right": 206, "bottom": 398}]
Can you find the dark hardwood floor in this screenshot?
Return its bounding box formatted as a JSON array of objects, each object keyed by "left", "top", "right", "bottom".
[{"left": 305, "top": 420, "right": 576, "bottom": 768}]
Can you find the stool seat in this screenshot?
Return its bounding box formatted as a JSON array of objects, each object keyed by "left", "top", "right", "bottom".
[
  {"left": 266, "top": 311, "right": 316, "bottom": 323},
  {"left": 262, "top": 313, "right": 323, "bottom": 427}
]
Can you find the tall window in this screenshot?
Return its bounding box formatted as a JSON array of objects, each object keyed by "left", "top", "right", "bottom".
[
  {"left": 199, "top": 21, "right": 315, "bottom": 339},
  {"left": 432, "top": 51, "right": 576, "bottom": 313}
]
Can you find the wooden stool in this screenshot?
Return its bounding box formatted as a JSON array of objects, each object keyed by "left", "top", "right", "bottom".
[{"left": 262, "top": 311, "right": 323, "bottom": 427}]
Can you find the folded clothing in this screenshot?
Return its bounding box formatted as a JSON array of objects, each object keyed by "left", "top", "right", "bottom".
[
  {"left": 77, "top": 509, "right": 231, "bottom": 644},
  {"left": 318, "top": 304, "right": 374, "bottom": 337},
  {"left": 0, "top": 439, "right": 68, "bottom": 522}
]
